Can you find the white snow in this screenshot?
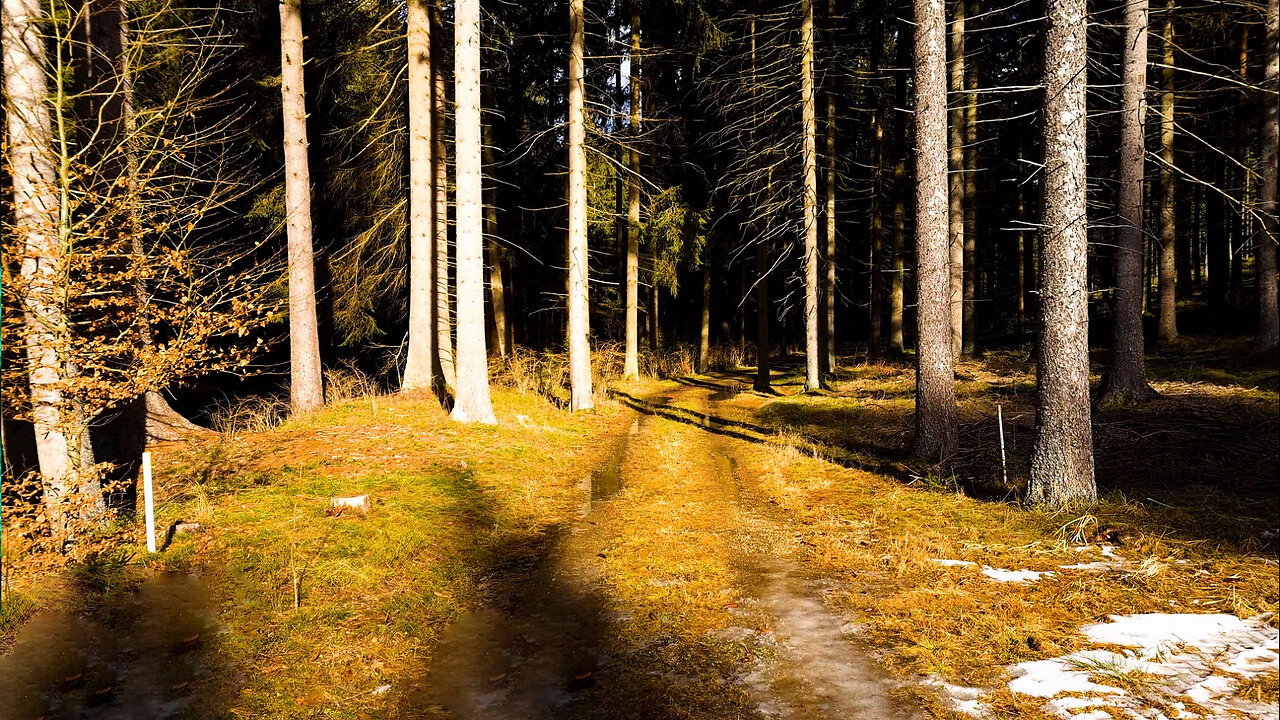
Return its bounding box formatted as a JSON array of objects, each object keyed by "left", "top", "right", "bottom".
[
  {"left": 1007, "top": 613, "right": 1279, "bottom": 720},
  {"left": 982, "top": 567, "right": 1055, "bottom": 583},
  {"left": 924, "top": 677, "right": 987, "bottom": 717},
  {"left": 933, "top": 559, "right": 978, "bottom": 567}
]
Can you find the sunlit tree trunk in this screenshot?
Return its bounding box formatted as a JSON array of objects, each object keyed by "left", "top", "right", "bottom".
[
  {"left": 1100, "top": 0, "right": 1157, "bottom": 406},
  {"left": 433, "top": 2, "right": 456, "bottom": 390},
  {"left": 1254, "top": 0, "right": 1279, "bottom": 352},
  {"left": 698, "top": 264, "right": 711, "bottom": 372},
  {"left": 5, "top": 0, "right": 103, "bottom": 527},
  {"left": 961, "top": 0, "right": 978, "bottom": 356},
  {"left": 947, "top": 0, "right": 965, "bottom": 359},
  {"left": 450, "top": 0, "right": 496, "bottom": 423},
  {"left": 624, "top": 7, "right": 642, "bottom": 380},
  {"left": 911, "top": 0, "right": 958, "bottom": 460},
  {"left": 750, "top": 6, "right": 771, "bottom": 392},
  {"left": 889, "top": 18, "right": 909, "bottom": 356},
  {"left": 801, "top": 0, "right": 820, "bottom": 391},
  {"left": 1030, "top": 0, "right": 1096, "bottom": 508},
  {"left": 403, "top": 0, "right": 436, "bottom": 390},
  {"left": 1157, "top": 0, "right": 1178, "bottom": 343},
  {"left": 822, "top": 0, "right": 838, "bottom": 372},
  {"left": 567, "top": 0, "right": 593, "bottom": 411},
  {"left": 483, "top": 115, "right": 508, "bottom": 357},
  {"left": 279, "top": 0, "right": 324, "bottom": 414}
]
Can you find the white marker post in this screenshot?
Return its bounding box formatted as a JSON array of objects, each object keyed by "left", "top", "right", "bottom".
[{"left": 143, "top": 451, "right": 156, "bottom": 552}]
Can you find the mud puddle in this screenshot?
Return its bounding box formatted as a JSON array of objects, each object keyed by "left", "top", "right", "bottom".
[{"left": 0, "top": 572, "right": 222, "bottom": 720}]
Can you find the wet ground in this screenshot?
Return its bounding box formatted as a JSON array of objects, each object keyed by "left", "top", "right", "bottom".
[
  {"left": 413, "top": 383, "right": 917, "bottom": 720},
  {"left": 0, "top": 573, "right": 222, "bottom": 720}
]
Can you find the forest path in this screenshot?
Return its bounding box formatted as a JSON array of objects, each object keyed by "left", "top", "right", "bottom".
[{"left": 419, "top": 380, "right": 919, "bottom": 720}]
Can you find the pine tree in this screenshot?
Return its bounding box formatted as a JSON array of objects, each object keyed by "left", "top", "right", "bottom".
[
  {"left": 402, "top": 0, "right": 436, "bottom": 391},
  {"left": 567, "top": 0, "right": 594, "bottom": 411}
]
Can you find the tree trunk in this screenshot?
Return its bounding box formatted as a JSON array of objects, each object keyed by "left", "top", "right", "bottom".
[
  {"left": 1030, "top": 0, "right": 1096, "bottom": 508},
  {"left": 648, "top": 280, "right": 660, "bottom": 351},
  {"left": 1157, "top": 0, "right": 1178, "bottom": 343},
  {"left": 482, "top": 114, "right": 508, "bottom": 357},
  {"left": 624, "top": 7, "right": 642, "bottom": 380},
  {"left": 450, "top": 0, "right": 496, "bottom": 423},
  {"left": 911, "top": 0, "right": 958, "bottom": 461},
  {"left": 279, "top": 0, "right": 324, "bottom": 415},
  {"left": 698, "top": 264, "right": 711, "bottom": 372},
  {"left": 1255, "top": 0, "right": 1280, "bottom": 352},
  {"left": 6, "top": 0, "right": 104, "bottom": 527},
  {"left": 1099, "top": 0, "right": 1157, "bottom": 407},
  {"left": 800, "top": 0, "right": 820, "bottom": 391},
  {"left": 961, "top": 0, "right": 978, "bottom": 356},
  {"left": 433, "top": 4, "right": 456, "bottom": 391},
  {"left": 823, "top": 0, "right": 838, "bottom": 373},
  {"left": 947, "top": 0, "right": 965, "bottom": 359},
  {"left": 567, "top": 0, "right": 593, "bottom": 411},
  {"left": 403, "top": 0, "right": 436, "bottom": 390},
  {"left": 889, "top": 17, "right": 909, "bottom": 356}
]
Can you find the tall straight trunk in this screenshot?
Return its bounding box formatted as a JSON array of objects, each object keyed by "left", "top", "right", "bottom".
[
  {"left": 403, "top": 0, "right": 435, "bottom": 390},
  {"left": 1099, "top": 0, "right": 1156, "bottom": 406},
  {"left": 750, "top": 7, "right": 771, "bottom": 392},
  {"left": 869, "top": 108, "right": 884, "bottom": 362},
  {"left": 1156, "top": 0, "right": 1178, "bottom": 342},
  {"left": 801, "top": 0, "right": 820, "bottom": 391},
  {"left": 1208, "top": 155, "right": 1228, "bottom": 309},
  {"left": 623, "top": 7, "right": 642, "bottom": 380},
  {"left": 947, "top": 0, "right": 965, "bottom": 359},
  {"left": 1255, "top": 0, "right": 1280, "bottom": 352},
  {"left": 433, "top": 4, "right": 456, "bottom": 390},
  {"left": 1017, "top": 145, "right": 1027, "bottom": 331},
  {"left": 483, "top": 117, "right": 508, "bottom": 357},
  {"left": 1030, "top": 0, "right": 1096, "bottom": 508},
  {"left": 6, "top": 0, "right": 103, "bottom": 526},
  {"left": 451, "top": 0, "right": 496, "bottom": 423},
  {"left": 279, "top": 0, "right": 324, "bottom": 414},
  {"left": 1232, "top": 25, "right": 1250, "bottom": 311},
  {"left": 911, "top": 0, "right": 958, "bottom": 461},
  {"left": 698, "top": 264, "right": 711, "bottom": 371},
  {"left": 961, "top": 0, "right": 978, "bottom": 355},
  {"left": 648, "top": 280, "right": 660, "bottom": 350},
  {"left": 823, "top": 0, "right": 838, "bottom": 372},
  {"left": 567, "top": 0, "right": 593, "bottom": 411},
  {"left": 889, "top": 15, "right": 909, "bottom": 356}
]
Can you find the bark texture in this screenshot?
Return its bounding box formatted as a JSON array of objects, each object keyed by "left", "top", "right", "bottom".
[
  {"left": 1255, "top": 0, "right": 1280, "bottom": 352},
  {"left": 279, "top": 0, "right": 324, "bottom": 415},
  {"left": 801, "top": 0, "right": 821, "bottom": 391},
  {"left": 911, "top": 0, "right": 958, "bottom": 461},
  {"left": 947, "top": 0, "right": 965, "bottom": 359},
  {"left": 624, "top": 8, "right": 642, "bottom": 380},
  {"left": 1157, "top": 0, "right": 1179, "bottom": 343},
  {"left": 450, "top": 0, "right": 496, "bottom": 423},
  {"left": 1099, "top": 0, "right": 1158, "bottom": 407},
  {"left": 961, "top": 0, "right": 978, "bottom": 356},
  {"left": 567, "top": 0, "right": 593, "bottom": 411},
  {"left": 402, "top": 0, "right": 435, "bottom": 391},
  {"left": 823, "top": 0, "right": 838, "bottom": 372},
  {"left": 434, "top": 4, "right": 456, "bottom": 391},
  {"left": 5, "top": 0, "right": 104, "bottom": 525},
  {"left": 1029, "top": 0, "right": 1097, "bottom": 508}
]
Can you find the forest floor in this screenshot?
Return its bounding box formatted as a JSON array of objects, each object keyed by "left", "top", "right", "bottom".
[{"left": 0, "top": 337, "right": 1277, "bottom": 720}]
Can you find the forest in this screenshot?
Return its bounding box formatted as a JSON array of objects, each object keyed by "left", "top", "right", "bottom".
[{"left": 1, "top": 0, "right": 1278, "bottom": 717}]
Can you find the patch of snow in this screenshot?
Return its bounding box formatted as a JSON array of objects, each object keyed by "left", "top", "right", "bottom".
[
  {"left": 981, "top": 567, "right": 1055, "bottom": 583},
  {"left": 933, "top": 559, "right": 978, "bottom": 567},
  {"left": 1070, "top": 712, "right": 1114, "bottom": 720},
  {"left": 1009, "top": 613, "right": 1279, "bottom": 720},
  {"left": 925, "top": 677, "right": 988, "bottom": 717}
]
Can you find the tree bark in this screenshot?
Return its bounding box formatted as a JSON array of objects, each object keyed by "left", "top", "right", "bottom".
[
  {"left": 483, "top": 113, "right": 508, "bottom": 357},
  {"left": 1030, "top": 0, "right": 1096, "bottom": 508},
  {"left": 1255, "top": 0, "right": 1280, "bottom": 352},
  {"left": 889, "top": 15, "right": 909, "bottom": 356},
  {"left": 6, "top": 0, "right": 104, "bottom": 527},
  {"left": 1157, "top": 0, "right": 1178, "bottom": 343},
  {"left": 911, "top": 0, "right": 958, "bottom": 461},
  {"left": 567, "top": 0, "right": 593, "bottom": 411},
  {"left": 624, "top": 7, "right": 642, "bottom": 380},
  {"left": 823, "top": 0, "right": 838, "bottom": 373},
  {"left": 433, "top": 3, "right": 456, "bottom": 391},
  {"left": 403, "top": 0, "right": 436, "bottom": 390},
  {"left": 450, "top": 0, "right": 496, "bottom": 423},
  {"left": 698, "top": 264, "right": 711, "bottom": 372},
  {"left": 947, "top": 0, "right": 965, "bottom": 359},
  {"left": 961, "top": 0, "right": 978, "bottom": 356},
  {"left": 279, "top": 0, "right": 324, "bottom": 415},
  {"left": 1099, "top": 0, "right": 1157, "bottom": 407},
  {"left": 801, "top": 0, "right": 821, "bottom": 391}
]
